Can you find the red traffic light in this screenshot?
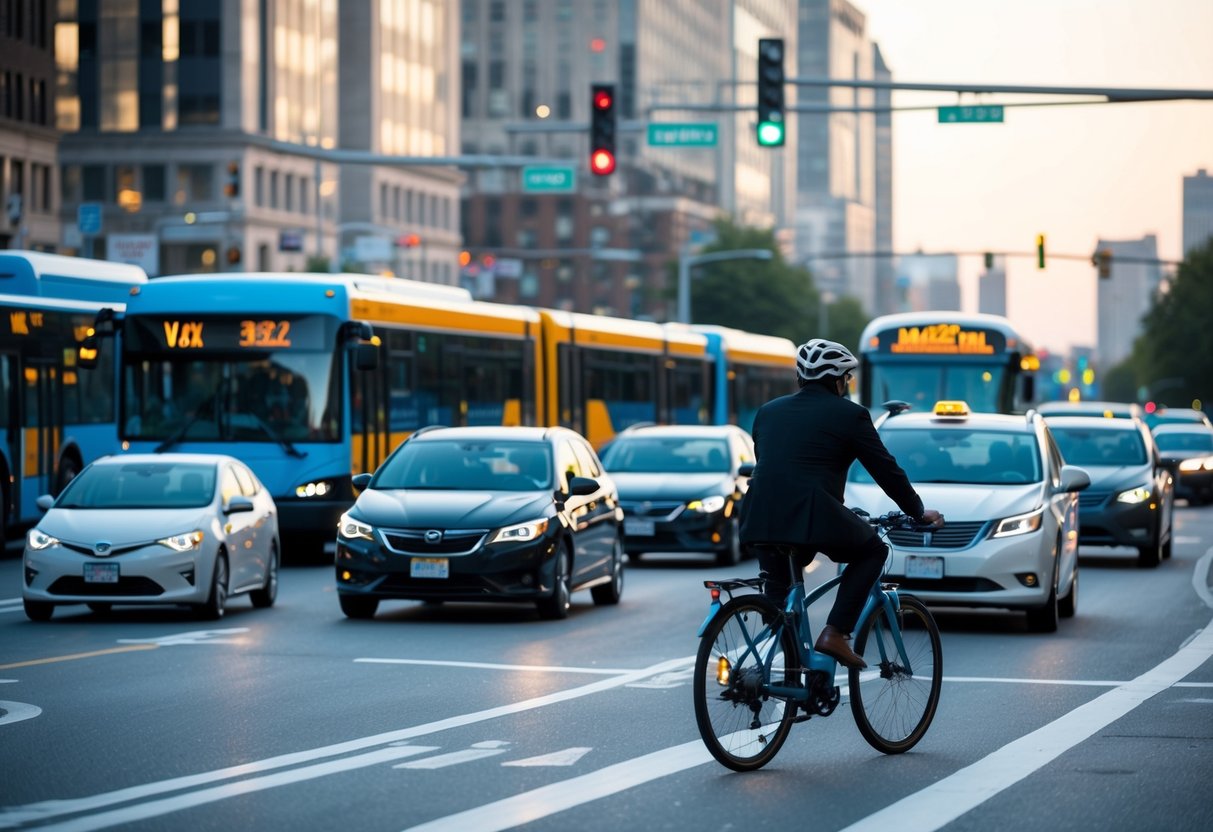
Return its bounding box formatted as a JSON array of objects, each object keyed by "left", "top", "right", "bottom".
[
  {"left": 593, "top": 89, "right": 613, "bottom": 110},
  {"left": 590, "top": 149, "right": 616, "bottom": 176}
]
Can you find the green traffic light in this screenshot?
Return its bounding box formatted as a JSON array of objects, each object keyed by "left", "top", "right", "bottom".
[{"left": 757, "top": 120, "right": 784, "bottom": 147}]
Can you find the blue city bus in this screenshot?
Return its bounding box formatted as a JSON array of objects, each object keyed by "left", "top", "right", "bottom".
[
  {"left": 691, "top": 325, "right": 797, "bottom": 433},
  {"left": 105, "top": 272, "right": 539, "bottom": 558},
  {"left": 0, "top": 251, "right": 148, "bottom": 545},
  {"left": 858, "top": 311, "right": 1039, "bottom": 414}
]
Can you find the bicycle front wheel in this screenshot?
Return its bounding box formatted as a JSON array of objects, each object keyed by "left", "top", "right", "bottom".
[
  {"left": 848, "top": 594, "right": 942, "bottom": 754},
  {"left": 693, "top": 595, "right": 799, "bottom": 771}
]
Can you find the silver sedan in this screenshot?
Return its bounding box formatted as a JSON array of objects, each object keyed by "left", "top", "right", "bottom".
[{"left": 22, "top": 453, "right": 280, "bottom": 621}]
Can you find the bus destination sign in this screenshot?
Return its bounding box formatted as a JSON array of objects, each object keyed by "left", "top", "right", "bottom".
[
  {"left": 129, "top": 315, "right": 332, "bottom": 353},
  {"left": 884, "top": 324, "right": 1003, "bottom": 355}
]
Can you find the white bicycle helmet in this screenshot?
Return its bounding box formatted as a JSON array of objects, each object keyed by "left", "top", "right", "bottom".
[{"left": 796, "top": 338, "right": 858, "bottom": 381}]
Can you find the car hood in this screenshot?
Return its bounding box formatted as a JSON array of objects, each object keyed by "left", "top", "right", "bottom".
[
  {"left": 844, "top": 482, "right": 1041, "bottom": 523},
  {"left": 1073, "top": 465, "right": 1152, "bottom": 492},
  {"left": 352, "top": 488, "right": 552, "bottom": 529},
  {"left": 37, "top": 508, "right": 213, "bottom": 546},
  {"left": 610, "top": 473, "right": 733, "bottom": 501}
]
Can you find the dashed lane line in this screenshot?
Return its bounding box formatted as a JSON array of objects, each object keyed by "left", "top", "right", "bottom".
[
  {"left": 355, "top": 658, "right": 636, "bottom": 675},
  {"left": 0, "top": 644, "right": 159, "bottom": 671}
]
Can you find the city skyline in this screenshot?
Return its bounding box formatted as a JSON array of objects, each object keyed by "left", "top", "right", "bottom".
[{"left": 861, "top": 0, "right": 1213, "bottom": 356}]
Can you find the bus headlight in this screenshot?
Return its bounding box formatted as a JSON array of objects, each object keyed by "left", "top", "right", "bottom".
[
  {"left": 687, "top": 495, "right": 726, "bottom": 514},
  {"left": 338, "top": 512, "right": 374, "bottom": 541},
  {"left": 295, "top": 479, "right": 334, "bottom": 498},
  {"left": 991, "top": 508, "right": 1043, "bottom": 538}
]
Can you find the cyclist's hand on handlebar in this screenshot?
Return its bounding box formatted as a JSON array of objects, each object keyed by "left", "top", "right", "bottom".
[{"left": 919, "top": 509, "right": 945, "bottom": 529}]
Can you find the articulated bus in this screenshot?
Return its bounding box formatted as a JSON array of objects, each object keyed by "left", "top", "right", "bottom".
[
  {"left": 692, "top": 325, "right": 798, "bottom": 433},
  {"left": 0, "top": 252, "right": 148, "bottom": 545},
  {"left": 858, "top": 312, "right": 1039, "bottom": 414}
]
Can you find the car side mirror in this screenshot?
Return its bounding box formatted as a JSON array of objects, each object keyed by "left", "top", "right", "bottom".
[
  {"left": 36, "top": 494, "right": 55, "bottom": 512},
  {"left": 738, "top": 462, "right": 756, "bottom": 478},
  {"left": 1058, "top": 465, "right": 1090, "bottom": 493},
  {"left": 352, "top": 473, "right": 373, "bottom": 491},
  {"left": 225, "top": 495, "right": 255, "bottom": 514},
  {"left": 568, "top": 476, "right": 599, "bottom": 497}
]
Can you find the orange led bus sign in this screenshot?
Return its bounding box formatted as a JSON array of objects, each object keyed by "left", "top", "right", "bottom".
[
  {"left": 887, "top": 324, "right": 1000, "bottom": 355},
  {"left": 129, "top": 315, "right": 330, "bottom": 353}
]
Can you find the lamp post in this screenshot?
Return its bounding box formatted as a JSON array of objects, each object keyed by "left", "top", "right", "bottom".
[{"left": 676, "top": 247, "right": 773, "bottom": 324}]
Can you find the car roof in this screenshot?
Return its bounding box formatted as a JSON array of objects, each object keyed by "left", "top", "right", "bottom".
[
  {"left": 614, "top": 425, "right": 742, "bottom": 438},
  {"left": 1039, "top": 415, "right": 1144, "bottom": 431},
  {"left": 1036, "top": 400, "right": 1141, "bottom": 416},
  {"left": 1151, "top": 423, "right": 1213, "bottom": 435},
  {"left": 94, "top": 453, "right": 231, "bottom": 466},
  {"left": 408, "top": 425, "right": 561, "bottom": 442},
  {"left": 881, "top": 411, "right": 1035, "bottom": 432}
]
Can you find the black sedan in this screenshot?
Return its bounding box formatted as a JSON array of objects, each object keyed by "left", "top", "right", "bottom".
[
  {"left": 599, "top": 425, "right": 754, "bottom": 566},
  {"left": 335, "top": 426, "right": 624, "bottom": 619},
  {"left": 1153, "top": 424, "right": 1213, "bottom": 505}
]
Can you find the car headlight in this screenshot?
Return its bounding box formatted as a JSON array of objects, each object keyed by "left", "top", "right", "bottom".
[
  {"left": 1178, "top": 456, "right": 1213, "bottom": 472},
  {"left": 687, "top": 495, "right": 727, "bottom": 513},
  {"left": 991, "top": 508, "right": 1044, "bottom": 538},
  {"left": 295, "top": 479, "right": 335, "bottom": 498},
  {"left": 338, "top": 512, "right": 374, "bottom": 541},
  {"left": 27, "top": 529, "right": 60, "bottom": 550},
  {"left": 1116, "top": 486, "right": 1151, "bottom": 504},
  {"left": 488, "top": 517, "right": 550, "bottom": 544},
  {"left": 158, "top": 531, "right": 204, "bottom": 551}
]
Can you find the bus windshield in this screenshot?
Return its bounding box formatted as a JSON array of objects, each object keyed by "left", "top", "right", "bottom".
[
  {"left": 123, "top": 351, "right": 341, "bottom": 444},
  {"left": 866, "top": 362, "right": 1005, "bottom": 413}
]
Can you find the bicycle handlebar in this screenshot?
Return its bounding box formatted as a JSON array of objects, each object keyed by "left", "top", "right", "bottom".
[{"left": 850, "top": 508, "right": 941, "bottom": 533}]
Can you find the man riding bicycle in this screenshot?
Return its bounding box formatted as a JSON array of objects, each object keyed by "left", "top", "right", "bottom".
[{"left": 738, "top": 338, "right": 943, "bottom": 670}]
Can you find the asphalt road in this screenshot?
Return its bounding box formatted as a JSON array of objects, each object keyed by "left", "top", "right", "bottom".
[{"left": 1, "top": 505, "right": 1211, "bottom": 832}]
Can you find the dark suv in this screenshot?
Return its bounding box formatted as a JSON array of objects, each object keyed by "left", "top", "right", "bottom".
[
  {"left": 600, "top": 425, "right": 755, "bottom": 565},
  {"left": 336, "top": 426, "right": 624, "bottom": 619}
]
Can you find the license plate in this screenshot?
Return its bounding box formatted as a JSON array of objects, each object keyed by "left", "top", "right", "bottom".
[
  {"left": 410, "top": 557, "right": 449, "bottom": 579},
  {"left": 625, "top": 518, "right": 656, "bottom": 537},
  {"left": 83, "top": 562, "right": 120, "bottom": 584},
  {"left": 905, "top": 555, "right": 944, "bottom": 580}
]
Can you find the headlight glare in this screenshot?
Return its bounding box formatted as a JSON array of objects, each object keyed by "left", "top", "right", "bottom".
[
  {"left": 27, "top": 529, "right": 60, "bottom": 550},
  {"left": 1178, "top": 456, "right": 1213, "bottom": 472},
  {"left": 158, "top": 531, "right": 204, "bottom": 551},
  {"left": 489, "top": 517, "right": 550, "bottom": 544},
  {"left": 338, "top": 512, "right": 373, "bottom": 540},
  {"left": 1116, "top": 486, "right": 1151, "bottom": 504},
  {"left": 295, "top": 479, "right": 334, "bottom": 498},
  {"left": 687, "top": 495, "right": 727, "bottom": 513},
  {"left": 991, "top": 508, "right": 1044, "bottom": 538}
]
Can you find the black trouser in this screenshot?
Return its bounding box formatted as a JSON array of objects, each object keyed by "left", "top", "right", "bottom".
[{"left": 754, "top": 535, "right": 888, "bottom": 634}]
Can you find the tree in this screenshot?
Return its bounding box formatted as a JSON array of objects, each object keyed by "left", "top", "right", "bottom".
[
  {"left": 821, "top": 295, "right": 868, "bottom": 355},
  {"left": 1137, "top": 239, "right": 1213, "bottom": 407}
]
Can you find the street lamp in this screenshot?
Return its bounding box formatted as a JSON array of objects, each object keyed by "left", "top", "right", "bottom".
[{"left": 677, "top": 248, "right": 774, "bottom": 324}]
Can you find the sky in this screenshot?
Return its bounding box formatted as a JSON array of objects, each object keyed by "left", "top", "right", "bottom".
[{"left": 857, "top": 0, "right": 1213, "bottom": 355}]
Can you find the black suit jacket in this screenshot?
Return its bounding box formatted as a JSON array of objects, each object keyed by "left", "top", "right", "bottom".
[{"left": 738, "top": 383, "right": 924, "bottom": 550}]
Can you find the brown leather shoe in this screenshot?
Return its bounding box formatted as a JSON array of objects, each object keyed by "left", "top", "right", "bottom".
[{"left": 814, "top": 625, "right": 867, "bottom": 669}]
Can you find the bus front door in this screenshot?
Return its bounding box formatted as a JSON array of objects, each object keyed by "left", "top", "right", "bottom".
[{"left": 19, "top": 359, "right": 62, "bottom": 524}]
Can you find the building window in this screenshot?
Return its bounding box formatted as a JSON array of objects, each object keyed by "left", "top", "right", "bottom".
[
  {"left": 60, "top": 164, "right": 81, "bottom": 203},
  {"left": 82, "top": 165, "right": 106, "bottom": 201},
  {"left": 284, "top": 173, "right": 294, "bottom": 212},
  {"left": 143, "top": 164, "right": 166, "bottom": 202},
  {"left": 175, "top": 164, "right": 213, "bottom": 205},
  {"left": 269, "top": 171, "right": 279, "bottom": 209},
  {"left": 380, "top": 182, "right": 389, "bottom": 219},
  {"left": 254, "top": 166, "right": 264, "bottom": 207},
  {"left": 300, "top": 176, "right": 309, "bottom": 215}
]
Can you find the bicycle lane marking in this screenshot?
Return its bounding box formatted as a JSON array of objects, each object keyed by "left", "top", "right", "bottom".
[
  {"left": 839, "top": 615, "right": 1213, "bottom": 832},
  {"left": 0, "top": 655, "right": 694, "bottom": 831}
]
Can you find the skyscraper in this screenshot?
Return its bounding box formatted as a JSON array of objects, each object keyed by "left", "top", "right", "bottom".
[
  {"left": 1096, "top": 234, "right": 1163, "bottom": 369},
  {"left": 1182, "top": 168, "right": 1213, "bottom": 257},
  {"left": 978, "top": 255, "right": 1007, "bottom": 316},
  {"left": 872, "top": 42, "right": 893, "bottom": 315}
]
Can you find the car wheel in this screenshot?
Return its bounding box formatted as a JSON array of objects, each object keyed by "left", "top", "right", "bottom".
[
  {"left": 715, "top": 517, "right": 742, "bottom": 567},
  {"left": 23, "top": 599, "right": 54, "bottom": 622},
  {"left": 1161, "top": 508, "right": 1174, "bottom": 560},
  {"left": 87, "top": 602, "right": 112, "bottom": 616},
  {"left": 1058, "top": 561, "right": 1077, "bottom": 619},
  {"left": 339, "top": 594, "right": 379, "bottom": 619},
  {"left": 591, "top": 537, "right": 625, "bottom": 606},
  {"left": 249, "top": 541, "right": 279, "bottom": 608},
  {"left": 1026, "top": 557, "right": 1059, "bottom": 633},
  {"left": 1137, "top": 534, "right": 1162, "bottom": 568},
  {"left": 194, "top": 553, "right": 229, "bottom": 620},
  {"left": 537, "top": 548, "right": 572, "bottom": 620}
]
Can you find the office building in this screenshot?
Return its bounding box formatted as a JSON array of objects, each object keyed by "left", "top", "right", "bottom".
[
  {"left": 978, "top": 255, "right": 1007, "bottom": 316},
  {"left": 1, "top": 0, "right": 60, "bottom": 251},
  {"left": 1182, "top": 168, "right": 1213, "bottom": 257},
  {"left": 871, "top": 42, "right": 894, "bottom": 315},
  {"left": 1096, "top": 234, "right": 1163, "bottom": 369},
  {"left": 897, "top": 252, "right": 960, "bottom": 313}
]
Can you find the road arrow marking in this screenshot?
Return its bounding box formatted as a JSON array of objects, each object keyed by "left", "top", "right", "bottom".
[
  {"left": 117, "top": 628, "right": 249, "bottom": 646},
  {"left": 502, "top": 747, "right": 591, "bottom": 767},
  {"left": 0, "top": 701, "right": 41, "bottom": 726}
]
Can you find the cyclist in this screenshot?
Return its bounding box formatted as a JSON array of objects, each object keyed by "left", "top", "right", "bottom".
[{"left": 738, "top": 338, "right": 943, "bottom": 669}]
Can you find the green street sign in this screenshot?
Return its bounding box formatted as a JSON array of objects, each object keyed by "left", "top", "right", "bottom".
[
  {"left": 522, "top": 166, "right": 576, "bottom": 193},
  {"left": 938, "top": 105, "right": 1004, "bottom": 123},
  {"left": 647, "top": 123, "right": 719, "bottom": 147}
]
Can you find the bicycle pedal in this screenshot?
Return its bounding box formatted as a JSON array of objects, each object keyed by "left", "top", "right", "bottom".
[{"left": 791, "top": 712, "right": 813, "bottom": 723}]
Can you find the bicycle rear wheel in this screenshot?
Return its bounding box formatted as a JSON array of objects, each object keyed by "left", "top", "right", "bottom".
[
  {"left": 848, "top": 594, "right": 942, "bottom": 754},
  {"left": 693, "top": 595, "right": 800, "bottom": 771}
]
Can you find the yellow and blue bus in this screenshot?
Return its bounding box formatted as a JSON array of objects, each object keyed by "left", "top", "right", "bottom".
[
  {"left": 691, "top": 325, "right": 798, "bottom": 433},
  {"left": 858, "top": 312, "right": 1039, "bottom": 414},
  {"left": 0, "top": 251, "right": 148, "bottom": 545}
]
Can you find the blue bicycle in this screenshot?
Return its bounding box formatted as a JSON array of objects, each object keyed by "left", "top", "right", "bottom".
[{"left": 693, "top": 511, "right": 943, "bottom": 770}]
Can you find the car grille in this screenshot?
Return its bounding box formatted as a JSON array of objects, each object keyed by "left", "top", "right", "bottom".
[
  {"left": 47, "top": 576, "right": 165, "bottom": 597},
  {"left": 882, "top": 575, "right": 1003, "bottom": 593},
  {"left": 619, "top": 501, "right": 685, "bottom": 520},
  {"left": 1078, "top": 491, "right": 1110, "bottom": 509},
  {"left": 381, "top": 529, "right": 489, "bottom": 556},
  {"left": 887, "top": 521, "right": 987, "bottom": 549}
]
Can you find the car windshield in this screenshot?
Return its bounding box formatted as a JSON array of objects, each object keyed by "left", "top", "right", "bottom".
[
  {"left": 373, "top": 440, "right": 553, "bottom": 491},
  {"left": 1050, "top": 426, "right": 1147, "bottom": 466},
  {"left": 1153, "top": 431, "right": 1213, "bottom": 453},
  {"left": 849, "top": 429, "right": 1042, "bottom": 485},
  {"left": 55, "top": 462, "right": 216, "bottom": 509},
  {"left": 601, "top": 437, "right": 731, "bottom": 473}
]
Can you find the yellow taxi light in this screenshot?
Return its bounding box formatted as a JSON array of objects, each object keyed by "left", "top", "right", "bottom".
[{"left": 933, "top": 400, "right": 970, "bottom": 417}]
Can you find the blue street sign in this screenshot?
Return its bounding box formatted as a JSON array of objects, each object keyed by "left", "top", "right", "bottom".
[{"left": 77, "top": 202, "right": 103, "bottom": 235}]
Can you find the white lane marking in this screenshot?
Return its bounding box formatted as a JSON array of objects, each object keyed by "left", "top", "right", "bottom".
[
  {"left": 356, "top": 658, "right": 635, "bottom": 675},
  {"left": 0, "top": 680, "right": 17, "bottom": 684},
  {"left": 1175, "top": 536, "right": 1202, "bottom": 544},
  {"left": 32, "top": 746, "right": 429, "bottom": 832},
  {"left": 116, "top": 628, "right": 249, "bottom": 646},
  {"left": 395, "top": 746, "right": 510, "bottom": 770},
  {"left": 502, "top": 747, "right": 592, "bottom": 768},
  {"left": 400, "top": 741, "right": 713, "bottom": 832},
  {"left": 1193, "top": 546, "right": 1213, "bottom": 609},
  {"left": 626, "top": 667, "right": 695, "bottom": 689},
  {"left": 0, "top": 655, "right": 693, "bottom": 830},
  {"left": 0, "top": 601, "right": 23, "bottom": 615},
  {"left": 839, "top": 619, "right": 1213, "bottom": 832},
  {"left": 0, "top": 598, "right": 19, "bottom": 604},
  {"left": 0, "top": 701, "right": 41, "bottom": 726}
]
